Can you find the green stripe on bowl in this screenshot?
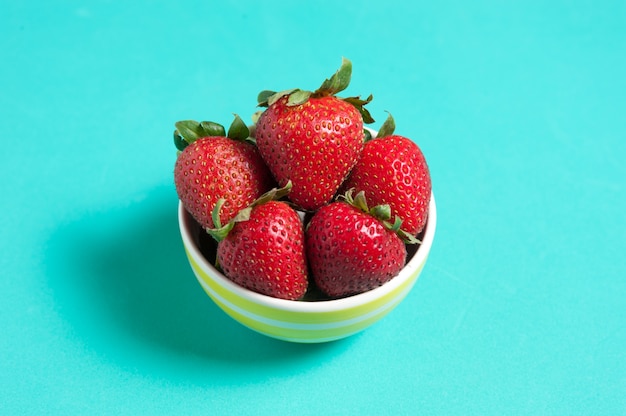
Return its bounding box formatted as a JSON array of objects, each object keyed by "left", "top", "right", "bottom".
[
  {"left": 185, "top": 247, "right": 426, "bottom": 324},
  {"left": 203, "top": 284, "right": 413, "bottom": 343},
  {"left": 197, "top": 270, "right": 415, "bottom": 329}
]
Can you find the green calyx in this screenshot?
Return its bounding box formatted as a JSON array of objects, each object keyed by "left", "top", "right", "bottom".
[
  {"left": 376, "top": 112, "right": 396, "bottom": 139},
  {"left": 365, "top": 112, "right": 396, "bottom": 143},
  {"left": 257, "top": 88, "right": 301, "bottom": 107},
  {"left": 339, "top": 189, "right": 421, "bottom": 244},
  {"left": 206, "top": 198, "right": 238, "bottom": 242},
  {"left": 205, "top": 181, "right": 294, "bottom": 243},
  {"left": 173, "top": 114, "right": 253, "bottom": 151},
  {"left": 344, "top": 94, "right": 374, "bottom": 124},
  {"left": 256, "top": 57, "right": 374, "bottom": 124},
  {"left": 316, "top": 56, "right": 353, "bottom": 96}
]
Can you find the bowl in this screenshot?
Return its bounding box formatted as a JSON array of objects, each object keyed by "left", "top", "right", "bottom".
[{"left": 178, "top": 193, "right": 436, "bottom": 343}]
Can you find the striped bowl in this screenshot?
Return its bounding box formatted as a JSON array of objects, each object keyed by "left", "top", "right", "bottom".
[{"left": 178, "top": 194, "right": 436, "bottom": 343}]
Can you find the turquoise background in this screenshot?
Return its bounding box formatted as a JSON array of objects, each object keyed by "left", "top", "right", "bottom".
[{"left": 1, "top": 1, "right": 625, "bottom": 414}]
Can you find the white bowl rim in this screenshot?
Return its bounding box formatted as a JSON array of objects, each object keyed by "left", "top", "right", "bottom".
[{"left": 179, "top": 193, "right": 436, "bottom": 313}]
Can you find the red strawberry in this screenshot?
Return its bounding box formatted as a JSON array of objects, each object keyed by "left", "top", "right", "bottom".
[
  {"left": 216, "top": 191, "right": 308, "bottom": 300},
  {"left": 305, "top": 190, "right": 407, "bottom": 298},
  {"left": 254, "top": 57, "right": 373, "bottom": 211},
  {"left": 341, "top": 114, "right": 431, "bottom": 236},
  {"left": 173, "top": 115, "right": 274, "bottom": 230}
]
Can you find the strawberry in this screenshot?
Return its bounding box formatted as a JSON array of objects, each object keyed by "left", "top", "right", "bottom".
[
  {"left": 254, "top": 57, "right": 373, "bottom": 211},
  {"left": 305, "top": 190, "right": 408, "bottom": 298},
  {"left": 341, "top": 113, "right": 431, "bottom": 236},
  {"left": 173, "top": 115, "right": 274, "bottom": 230},
  {"left": 215, "top": 183, "right": 308, "bottom": 300}
]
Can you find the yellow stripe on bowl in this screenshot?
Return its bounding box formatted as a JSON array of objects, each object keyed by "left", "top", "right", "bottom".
[
  {"left": 185, "top": 247, "right": 426, "bottom": 325},
  {"left": 198, "top": 276, "right": 416, "bottom": 343}
]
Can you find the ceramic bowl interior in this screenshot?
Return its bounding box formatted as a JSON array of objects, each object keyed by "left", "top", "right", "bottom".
[{"left": 178, "top": 194, "right": 436, "bottom": 343}]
